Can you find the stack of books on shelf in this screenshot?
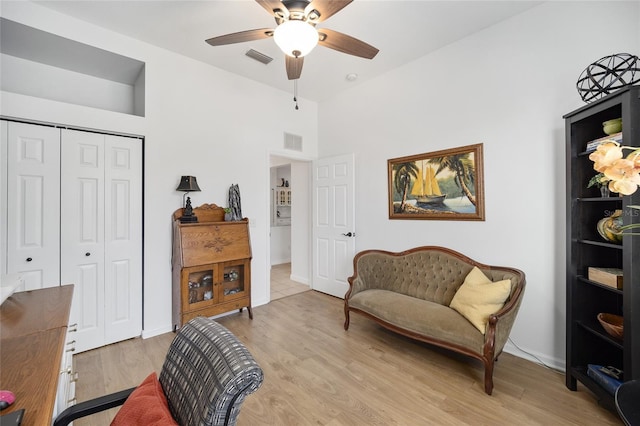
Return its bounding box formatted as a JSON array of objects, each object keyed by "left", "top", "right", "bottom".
[
  {"left": 588, "top": 267, "right": 623, "bottom": 289},
  {"left": 587, "top": 364, "right": 623, "bottom": 395},
  {"left": 585, "top": 132, "right": 622, "bottom": 153}
]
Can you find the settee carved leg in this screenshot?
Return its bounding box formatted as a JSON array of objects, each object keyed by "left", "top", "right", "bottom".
[
  {"left": 484, "top": 359, "right": 494, "bottom": 395},
  {"left": 344, "top": 307, "right": 350, "bottom": 330}
]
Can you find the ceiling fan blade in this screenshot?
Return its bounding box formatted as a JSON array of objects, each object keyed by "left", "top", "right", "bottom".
[
  {"left": 318, "top": 28, "right": 379, "bottom": 59},
  {"left": 205, "top": 29, "right": 274, "bottom": 46},
  {"left": 255, "top": 0, "right": 287, "bottom": 23},
  {"left": 306, "top": 0, "right": 352, "bottom": 23},
  {"left": 285, "top": 56, "right": 304, "bottom": 80}
]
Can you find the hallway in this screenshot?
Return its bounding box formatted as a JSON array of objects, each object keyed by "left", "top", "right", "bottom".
[{"left": 270, "top": 263, "right": 309, "bottom": 300}]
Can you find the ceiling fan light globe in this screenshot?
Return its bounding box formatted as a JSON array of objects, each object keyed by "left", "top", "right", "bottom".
[{"left": 274, "top": 20, "right": 318, "bottom": 57}]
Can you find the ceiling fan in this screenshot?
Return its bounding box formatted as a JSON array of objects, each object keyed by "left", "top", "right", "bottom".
[{"left": 205, "top": 0, "right": 379, "bottom": 80}]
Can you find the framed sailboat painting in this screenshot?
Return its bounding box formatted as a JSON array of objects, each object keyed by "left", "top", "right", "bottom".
[{"left": 388, "top": 143, "right": 485, "bottom": 221}]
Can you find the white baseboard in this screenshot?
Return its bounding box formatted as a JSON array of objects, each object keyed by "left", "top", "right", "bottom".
[
  {"left": 290, "top": 274, "right": 309, "bottom": 285},
  {"left": 503, "top": 341, "right": 565, "bottom": 372},
  {"left": 253, "top": 296, "right": 269, "bottom": 307},
  {"left": 142, "top": 324, "right": 174, "bottom": 339}
]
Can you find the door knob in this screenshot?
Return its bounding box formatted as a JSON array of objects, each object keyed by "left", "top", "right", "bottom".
[
  {"left": 342, "top": 232, "right": 356, "bottom": 237},
  {"left": 26, "top": 257, "right": 32, "bottom": 262}
]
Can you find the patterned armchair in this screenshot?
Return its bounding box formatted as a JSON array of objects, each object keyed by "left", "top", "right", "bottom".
[{"left": 54, "top": 317, "right": 263, "bottom": 426}]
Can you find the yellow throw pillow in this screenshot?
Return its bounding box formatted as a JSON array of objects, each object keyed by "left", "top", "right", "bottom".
[{"left": 449, "top": 266, "right": 512, "bottom": 334}]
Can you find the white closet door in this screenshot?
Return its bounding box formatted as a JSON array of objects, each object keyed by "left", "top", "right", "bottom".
[
  {"left": 61, "top": 129, "right": 106, "bottom": 352},
  {"left": 103, "top": 134, "right": 142, "bottom": 346},
  {"left": 2, "top": 121, "right": 60, "bottom": 290}
]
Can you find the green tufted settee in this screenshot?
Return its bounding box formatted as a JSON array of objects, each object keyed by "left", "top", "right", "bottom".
[{"left": 344, "top": 246, "right": 526, "bottom": 395}]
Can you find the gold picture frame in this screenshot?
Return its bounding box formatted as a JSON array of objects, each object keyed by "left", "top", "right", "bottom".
[{"left": 388, "top": 143, "right": 485, "bottom": 221}]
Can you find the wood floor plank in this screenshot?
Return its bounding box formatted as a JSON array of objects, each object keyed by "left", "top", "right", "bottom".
[{"left": 72, "top": 291, "right": 621, "bottom": 425}]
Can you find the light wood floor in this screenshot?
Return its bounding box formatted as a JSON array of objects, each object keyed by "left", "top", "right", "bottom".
[{"left": 73, "top": 291, "right": 622, "bottom": 425}]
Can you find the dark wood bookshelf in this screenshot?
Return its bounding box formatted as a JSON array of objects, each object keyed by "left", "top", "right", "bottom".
[{"left": 564, "top": 85, "right": 640, "bottom": 411}]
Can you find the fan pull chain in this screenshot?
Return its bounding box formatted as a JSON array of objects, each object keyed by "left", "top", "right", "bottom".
[{"left": 293, "top": 79, "right": 299, "bottom": 110}]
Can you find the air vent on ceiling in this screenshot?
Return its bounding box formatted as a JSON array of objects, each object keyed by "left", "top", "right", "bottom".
[
  {"left": 245, "top": 49, "right": 273, "bottom": 65},
  {"left": 284, "top": 132, "right": 302, "bottom": 152}
]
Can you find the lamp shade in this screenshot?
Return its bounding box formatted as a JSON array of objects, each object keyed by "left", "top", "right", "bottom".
[
  {"left": 176, "top": 176, "right": 201, "bottom": 192},
  {"left": 273, "top": 20, "right": 318, "bottom": 57}
]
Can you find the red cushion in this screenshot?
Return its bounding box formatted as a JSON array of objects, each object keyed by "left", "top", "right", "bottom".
[{"left": 110, "top": 372, "right": 178, "bottom": 426}]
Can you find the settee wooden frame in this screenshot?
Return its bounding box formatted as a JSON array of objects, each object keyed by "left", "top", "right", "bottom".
[{"left": 344, "top": 246, "right": 526, "bottom": 395}]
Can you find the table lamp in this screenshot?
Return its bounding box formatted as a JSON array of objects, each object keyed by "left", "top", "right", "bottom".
[{"left": 176, "top": 176, "right": 201, "bottom": 223}]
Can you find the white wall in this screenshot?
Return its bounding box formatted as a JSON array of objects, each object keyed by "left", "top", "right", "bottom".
[
  {"left": 290, "top": 160, "right": 310, "bottom": 284},
  {"left": 1, "top": 53, "right": 137, "bottom": 115},
  {"left": 318, "top": 1, "right": 640, "bottom": 369},
  {"left": 0, "top": 1, "right": 319, "bottom": 337},
  {"left": 270, "top": 225, "right": 291, "bottom": 265}
]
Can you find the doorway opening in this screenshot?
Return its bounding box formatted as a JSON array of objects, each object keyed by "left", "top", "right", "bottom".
[{"left": 268, "top": 154, "right": 312, "bottom": 301}]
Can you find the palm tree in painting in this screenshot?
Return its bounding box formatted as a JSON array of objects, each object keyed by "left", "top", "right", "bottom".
[
  {"left": 393, "top": 162, "right": 419, "bottom": 211},
  {"left": 432, "top": 154, "right": 477, "bottom": 206}
]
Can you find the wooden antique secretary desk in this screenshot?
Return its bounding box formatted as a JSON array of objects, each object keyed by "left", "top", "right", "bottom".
[{"left": 172, "top": 204, "right": 252, "bottom": 330}]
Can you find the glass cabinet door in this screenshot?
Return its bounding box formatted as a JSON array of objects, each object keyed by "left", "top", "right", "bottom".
[
  {"left": 183, "top": 267, "right": 216, "bottom": 309},
  {"left": 220, "top": 262, "right": 248, "bottom": 300}
]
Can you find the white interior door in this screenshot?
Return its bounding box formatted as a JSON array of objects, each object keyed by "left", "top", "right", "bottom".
[
  {"left": 312, "top": 153, "right": 355, "bottom": 298},
  {"left": 103, "top": 134, "right": 142, "bottom": 346},
  {"left": 3, "top": 121, "right": 60, "bottom": 290},
  {"left": 61, "top": 129, "right": 106, "bottom": 352}
]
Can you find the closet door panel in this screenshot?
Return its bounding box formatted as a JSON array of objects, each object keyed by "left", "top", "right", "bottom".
[
  {"left": 104, "top": 135, "right": 142, "bottom": 345},
  {"left": 3, "top": 122, "right": 143, "bottom": 354},
  {"left": 76, "top": 262, "right": 102, "bottom": 327},
  {"left": 61, "top": 129, "right": 106, "bottom": 352},
  {"left": 3, "top": 121, "right": 60, "bottom": 290}
]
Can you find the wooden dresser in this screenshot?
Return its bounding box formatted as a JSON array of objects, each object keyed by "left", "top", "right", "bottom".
[
  {"left": 172, "top": 204, "right": 253, "bottom": 329},
  {"left": 0, "top": 285, "right": 74, "bottom": 426}
]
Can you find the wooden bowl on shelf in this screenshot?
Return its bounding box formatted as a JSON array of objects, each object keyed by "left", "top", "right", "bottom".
[{"left": 597, "top": 313, "right": 623, "bottom": 339}]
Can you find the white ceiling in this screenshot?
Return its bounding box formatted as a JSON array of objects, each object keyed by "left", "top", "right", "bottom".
[{"left": 35, "top": 0, "right": 542, "bottom": 102}]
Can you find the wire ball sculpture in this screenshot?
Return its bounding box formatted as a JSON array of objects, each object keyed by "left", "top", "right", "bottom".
[{"left": 576, "top": 53, "right": 640, "bottom": 103}]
